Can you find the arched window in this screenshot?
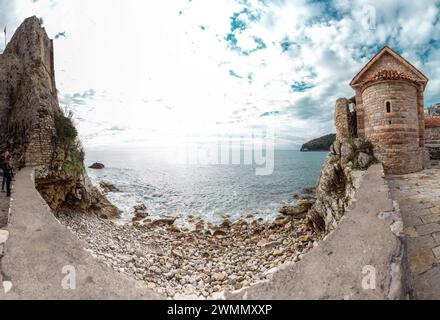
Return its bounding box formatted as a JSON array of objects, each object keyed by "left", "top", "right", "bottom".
[{"left": 386, "top": 101, "right": 392, "bottom": 113}]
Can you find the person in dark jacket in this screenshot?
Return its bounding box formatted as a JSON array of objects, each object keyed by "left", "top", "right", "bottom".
[
  {"left": 0, "top": 150, "right": 6, "bottom": 193},
  {"left": 4, "top": 158, "right": 13, "bottom": 197}
]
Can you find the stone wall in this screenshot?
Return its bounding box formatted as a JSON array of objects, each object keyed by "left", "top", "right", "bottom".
[
  {"left": 335, "top": 98, "right": 357, "bottom": 142},
  {"left": 361, "top": 80, "right": 424, "bottom": 174},
  {"left": 425, "top": 125, "right": 440, "bottom": 160},
  {"left": 0, "top": 17, "right": 57, "bottom": 167}
]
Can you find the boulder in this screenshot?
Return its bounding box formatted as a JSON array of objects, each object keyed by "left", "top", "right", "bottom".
[
  {"left": 132, "top": 203, "right": 149, "bottom": 222},
  {"left": 303, "top": 187, "right": 316, "bottom": 194},
  {"left": 212, "top": 229, "right": 227, "bottom": 237},
  {"left": 279, "top": 200, "right": 314, "bottom": 218},
  {"left": 353, "top": 138, "right": 364, "bottom": 150},
  {"left": 89, "top": 163, "right": 105, "bottom": 170},
  {"left": 340, "top": 142, "right": 355, "bottom": 165},
  {"left": 150, "top": 217, "right": 177, "bottom": 227},
  {"left": 99, "top": 181, "right": 120, "bottom": 193},
  {"left": 358, "top": 152, "right": 373, "bottom": 169}
]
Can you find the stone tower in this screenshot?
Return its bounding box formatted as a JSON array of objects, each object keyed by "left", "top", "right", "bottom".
[{"left": 350, "top": 46, "right": 429, "bottom": 174}]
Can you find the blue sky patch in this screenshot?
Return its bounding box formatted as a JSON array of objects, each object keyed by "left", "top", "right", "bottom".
[{"left": 291, "top": 81, "right": 315, "bottom": 93}]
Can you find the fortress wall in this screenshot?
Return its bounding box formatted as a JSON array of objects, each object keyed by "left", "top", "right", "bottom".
[
  {"left": 0, "top": 17, "right": 58, "bottom": 166},
  {"left": 426, "top": 125, "right": 440, "bottom": 160},
  {"left": 362, "top": 80, "right": 424, "bottom": 174}
]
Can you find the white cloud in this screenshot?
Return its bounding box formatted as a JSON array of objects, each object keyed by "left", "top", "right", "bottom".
[{"left": 1, "top": 0, "right": 440, "bottom": 149}]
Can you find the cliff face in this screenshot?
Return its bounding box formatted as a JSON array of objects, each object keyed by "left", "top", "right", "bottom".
[
  {"left": 0, "top": 17, "right": 117, "bottom": 217},
  {"left": 306, "top": 138, "right": 376, "bottom": 234}
]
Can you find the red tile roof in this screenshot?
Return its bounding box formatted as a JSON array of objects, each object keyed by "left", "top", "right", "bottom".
[
  {"left": 362, "top": 69, "right": 417, "bottom": 87},
  {"left": 426, "top": 117, "right": 440, "bottom": 128}
]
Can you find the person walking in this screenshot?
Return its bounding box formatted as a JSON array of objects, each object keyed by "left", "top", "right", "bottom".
[
  {"left": 4, "top": 158, "right": 14, "bottom": 197},
  {"left": 0, "top": 150, "right": 6, "bottom": 193}
]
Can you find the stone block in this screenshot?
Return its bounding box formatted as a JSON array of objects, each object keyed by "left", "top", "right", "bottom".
[
  {"left": 408, "top": 249, "right": 436, "bottom": 274},
  {"left": 421, "top": 213, "right": 440, "bottom": 224},
  {"left": 433, "top": 246, "right": 440, "bottom": 261},
  {"left": 416, "top": 223, "right": 440, "bottom": 236}
]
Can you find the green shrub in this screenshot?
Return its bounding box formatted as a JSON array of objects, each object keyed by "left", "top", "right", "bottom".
[
  {"left": 351, "top": 158, "right": 361, "bottom": 170},
  {"left": 54, "top": 112, "right": 78, "bottom": 144},
  {"left": 62, "top": 144, "right": 85, "bottom": 176}
]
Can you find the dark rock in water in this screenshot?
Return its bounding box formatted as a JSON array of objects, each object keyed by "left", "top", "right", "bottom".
[
  {"left": 132, "top": 203, "right": 148, "bottom": 222},
  {"left": 89, "top": 163, "right": 105, "bottom": 170},
  {"left": 301, "top": 134, "right": 336, "bottom": 152},
  {"left": 99, "top": 182, "right": 121, "bottom": 193},
  {"left": 303, "top": 187, "right": 316, "bottom": 194},
  {"left": 293, "top": 194, "right": 316, "bottom": 201}
]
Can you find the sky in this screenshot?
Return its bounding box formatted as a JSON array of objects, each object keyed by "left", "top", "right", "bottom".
[{"left": 1, "top": 0, "right": 440, "bottom": 149}]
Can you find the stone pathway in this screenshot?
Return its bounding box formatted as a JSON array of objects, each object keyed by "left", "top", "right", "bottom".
[
  {"left": 0, "top": 191, "right": 9, "bottom": 228},
  {"left": 387, "top": 164, "right": 440, "bottom": 300},
  {"left": 0, "top": 168, "right": 162, "bottom": 300}
]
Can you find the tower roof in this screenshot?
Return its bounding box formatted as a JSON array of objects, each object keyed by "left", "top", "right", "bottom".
[{"left": 350, "top": 45, "right": 429, "bottom": 90}]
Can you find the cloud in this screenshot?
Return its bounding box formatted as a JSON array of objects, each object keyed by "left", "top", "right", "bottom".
[
  {"left": 60, "top": 89, "right": 96, "bottom": 106},
  {"left": 3, "top": 0, "right": 440, "bottom": 149}
]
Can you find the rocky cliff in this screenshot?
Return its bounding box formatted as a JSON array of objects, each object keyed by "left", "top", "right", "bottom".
[
  {"left": 0, "top": 17, "right": 117, "bottom": 217},
  {"left": 300, "top": 134, "right": 336, "bottom": 152},
  {"left": 306, "top": 138, "right": 376, "bottom": 234}
]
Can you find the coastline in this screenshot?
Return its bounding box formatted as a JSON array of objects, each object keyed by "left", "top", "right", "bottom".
[{"left": 58, "top": 203, "right": 318, "bottom": 299}]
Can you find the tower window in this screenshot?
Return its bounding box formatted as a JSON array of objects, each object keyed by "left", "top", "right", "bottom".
[{"left": 386, "top": 101, "right": 392, "bottom": 113}]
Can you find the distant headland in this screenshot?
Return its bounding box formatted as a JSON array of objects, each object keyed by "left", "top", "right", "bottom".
[{"left": 300, "top": 134, "right": 336, "bottom": 152}]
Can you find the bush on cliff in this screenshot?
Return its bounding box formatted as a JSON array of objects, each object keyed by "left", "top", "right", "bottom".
[{"left": 54, "top": 111, "right": 78, "bottom": 145}]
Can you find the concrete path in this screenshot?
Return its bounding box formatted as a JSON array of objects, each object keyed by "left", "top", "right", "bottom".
[
  {"left": 0, "top": 168, "right": 162, "bottom": 300},
  {"left": 225, "top": 164, "right": 404, "bottom": 300},
  {"left": 0, "top": 195, "right": 8, "bottom": 228},
  {"left": 388, "top": 164, "right": 440, "bottom": 300}
]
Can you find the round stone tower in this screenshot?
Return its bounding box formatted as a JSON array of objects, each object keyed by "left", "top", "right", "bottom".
[{"left": 350, "top": 46, "right": 429, "bottom": 174}]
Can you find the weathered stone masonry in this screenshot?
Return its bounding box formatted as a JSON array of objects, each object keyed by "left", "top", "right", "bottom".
[
  {"left": 336, "top": 46, "right": 429, "bottom": 175},
  {"left": 0, "top": 16, "right": 57, "bottom": 167}
]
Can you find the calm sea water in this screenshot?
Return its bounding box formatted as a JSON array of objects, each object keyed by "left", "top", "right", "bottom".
[{"left": 85, "top": 149, "right": 327, "bottom": 224}]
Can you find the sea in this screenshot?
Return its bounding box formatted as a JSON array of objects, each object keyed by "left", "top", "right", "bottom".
[{"left": 85, "top": 149, "right": 327, "bottom": 225}]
